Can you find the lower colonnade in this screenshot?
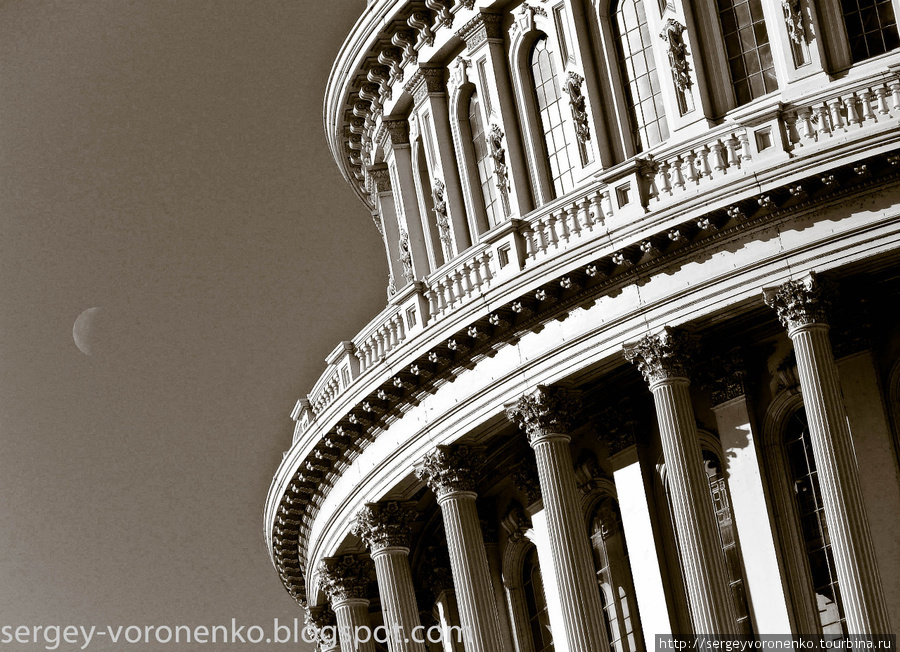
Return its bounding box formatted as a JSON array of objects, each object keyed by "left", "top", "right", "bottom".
[{"left": 299, "top": 273, "right": 899, "bottom": 652}]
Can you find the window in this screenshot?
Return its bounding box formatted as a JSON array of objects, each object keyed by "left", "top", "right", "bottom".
[
  {"left": 613, "top": 0, "right": 669, "bottom": 151},
  {"left": 523, "top": 547, "right": 554, "bottom": 652},
  {"left": 590, "top": 500, "right": 643, "bottom": 652},
  {"left": 469, "top": 93, "right": 503, "bottom": 228},
  {"left": 841, "top": 0, "right": 899, "bottom": 62},
  {"left": 530, "top": 36, "right": 577, "bottom": 197},
  {"left": 703, "top": 451, "right": 754, "bottom": 636},
  {"left": 717, "top": 0, "right": 778, "bottom": 105},
  {"left": 784, "top": 408, "right": 847, "bottom": 634}
]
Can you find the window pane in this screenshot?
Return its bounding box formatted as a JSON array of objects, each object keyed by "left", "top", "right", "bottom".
[
  {"left": 468, "top": 93, "right": 503, "bottom": 227},
  {"left": 841, "top": 0, "right": 900, "bottom": 61},
  {"left": 718, "top": 0, "right": 778, "bottom": 105},
  {"left": 531, "top": 37, "right": 576, "bottom": 197}
]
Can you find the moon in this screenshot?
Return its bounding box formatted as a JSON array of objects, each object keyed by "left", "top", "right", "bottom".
[{"left": 73, "top": 307, "right": 101, "bottom": 356}]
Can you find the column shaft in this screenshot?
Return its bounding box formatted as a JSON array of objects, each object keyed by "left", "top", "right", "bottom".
[
  {"left": 651, "top": 378, "right": 737, "bottom": 634},
  {"left": 438, "top": 491, "right": 503, "bottom": 652},
  {"left": 333, "top": 598, "right": 377, "bottom": 652},
  {"left": 790, "top": 325, "right": 890, "bottom": 633},
  {"left": 532, "top": 434, "right": 609, "bottom": 652},
  {"left": 372, "top": 546, "right": 427, "bottom": 652}
]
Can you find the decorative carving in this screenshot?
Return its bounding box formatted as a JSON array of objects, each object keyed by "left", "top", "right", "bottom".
[
  {"left": 398, "top": 230, "right": 414, "bottom": 282},
  {"left": 501, "top": 504, "right": 531, "bottom": 541},
  {"left": 506, "top": 385, "right": 582, "bottom": 444},
  {"left": 698, "top": 351, "right": 748, "bottom": 405},
  {"left": 763, "top": 272, "right": 831, "bottom": 332},
  {"left": 776, "top": 350, "right": 800, "bottom": 391},
  {"left": 782, "top": 0, "right": 806, "bottom": 45},
  {"left": 391, "top": 29, "right": 418, "bottom": 66},
  {"left": 408, "top": 11, "right": 436, "bottom": 48},
  {"left": 457, "top": 13, "right": 504, "bottom": 51},
  {"left": 595, "top": 402, "right": 637, "bottom": 455},
  {"left": 623, "top": 326, "right": 694, "bottom": 385},
  {"left": 432, "top": 178, "right": 454, "bottom": 258},
  {"left": 387, "top": 274, "right": 397, "bottom": 298},
  {"left": 405, "top": 67, "right": 446, "bottom": 105},
  {"left": 352, "top": 501, "right": 417, "bottom": 552},
  {"left": 660, "top": 19, "right": 692, "bottom": 92},
  {"left": 563, "top": 72, "right": 591, "bottom": 144},
  {"left": 382, "top": 118, "right": 410, "bottom": 146},
  {"left": 450, "top": 55, "right": 471, "bottom": 89},
  {"left": 378, "top": 46, "right": 405, "bottom": 84},
  {"left": 366, "top": 64, "right": 392, "bottom": 102},
  {"left": 425, "top": 0, "right": 453, "bottom": 28},
  {"left": 416, "top": 444, "right": 484, "bottom": 498},
  {"left": 512, "top": 3, "right": 547, "bottom": 36},
  {"left": 317, "top": 555, "right": 372, "bottom": 602},
  {"left": 488, "top": 124, "right": 511, "bottom": 214},
  {"left": 304, "top": 606, "right": 338, "bottom": 648},
  {"left": 511, "top": 458, "right": 542, "bottom": 506},
  {"left": 574, "top": 453, "right": 611, "bottom": 493}
]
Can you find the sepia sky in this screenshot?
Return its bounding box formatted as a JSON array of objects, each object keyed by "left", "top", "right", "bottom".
[{"left": 0, "top": 1, "right": 385, "bottom": 649}]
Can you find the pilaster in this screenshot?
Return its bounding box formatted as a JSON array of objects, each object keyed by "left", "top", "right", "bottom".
[
  {"left": 764, "top": 274, "right": 890, "bottom": 634},
  {"left": 624, "top": 328, "right": 738, "bottom": 634},
  {"left": 506, "top": 386, "right": 610, "bottom": 652}
]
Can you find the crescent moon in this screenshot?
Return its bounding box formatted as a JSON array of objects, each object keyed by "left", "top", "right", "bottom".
[{"left": 73, "top": 307, "right": 101, "bottom": 356}]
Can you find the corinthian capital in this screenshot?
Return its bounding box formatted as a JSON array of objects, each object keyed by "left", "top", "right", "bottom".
[
  {"left": 316, "top": 554, "right": 372, "bottom": 603},
  {"left": 763, "top": 272, "right": 831, "bottom": 333},
  {"left": 623, "top": 326, "right": 693, "bottom": 386},
  {"left": 416, "top": 444, "right": 484, "bottom": 498},
  {"left": 352, "top": 501, "right": 417, "bottom": 552},
  {"left": 505, "top": 385, "right": 582, "bottom": 444}
]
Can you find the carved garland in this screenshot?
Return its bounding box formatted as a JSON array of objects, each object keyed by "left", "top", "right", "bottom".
[
  {"left": 563, "top": 72, "right": 591, "bottom": 144},
  {"left": 660, "top": 18, "right": 692, "bottom": 92}
]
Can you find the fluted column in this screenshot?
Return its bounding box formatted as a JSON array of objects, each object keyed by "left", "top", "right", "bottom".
[
  {"left": 506, "top": 386, "right": 609, "bottom": 652},
  {"left": 317, "top": 555, "right": 377, "bottom": 652},
  {"left": 764, "top": 274, "right": 890, "bottom": 634},
  {"left": 353, "top": 501, "right": 427, "bottom": 652},
  {"left": 624, "top": 328, "right": 737, "bottom": 634},
  {"left": 306, "top": 606, "right": 340, "bottom": 652},
  {"left": 417, "top": 445, "right": 504, "bottom": 652}
]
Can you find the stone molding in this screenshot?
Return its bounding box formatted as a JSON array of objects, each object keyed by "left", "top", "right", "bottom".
[
  {"left": 505, "top": 385, "right": 581, "bottom": 444},
  {"left": 352, "top": 501, "right": 417, "bottom": 552},
  {"left": 623, "top": 326, "right": 693, "bottom": 386},
  {"left": 317, "top": 554, "right": 372, "bottom": 603},
  {"left": 416, "top": 444, "right": 484, "bottom": 498},
  {"left": 763, "top": 272, "right": 831, "bottom": 333},
  {"left": 457, "top": 12, "right": 504, "bottom": 52},
  {"left": 405, "top": 67, "right": 446, "bottom": 106}
]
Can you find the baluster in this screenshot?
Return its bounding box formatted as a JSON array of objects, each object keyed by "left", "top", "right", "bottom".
[
  {"left": 889, "top": 80, "right": 900, "bottom": 111},
  {"left": 546, "top": 213, "right": 560, "bottom": 249},
  {"left": 814, "top": 104, "right": 831, "bottom": 137},
  {"left": 588, "top": 189, "right": 603, "bottom": 226},
  {"left": 579, "top": 196, "right": 593, "bottom": 231},
  {"left": 426, "top": 287, "right": 439, "bottom": 317},
  {"left": 725, "top": 137, "right": 740, "bottom": 168},
  {"left": 659, "top": 161, "right": 673, "bottom": 195},
  {"left": 439, "top": 278, "right": 453, "bottom": 313},
  {"left": 480, "top": 251, "right": 494, "bottom": 284},
  {"left": 685, "top": 151, "right": 699, "bottom": 185},
  {"left": 394, "top": 313, "right": 406, "bottom": 343},
  {"left": 827, "top": 98, "right": 844, "bottom": 131},
  {"left": 469, "top": 257, "right": 484, "bottom": 291},
  {"left": 461, "top": 263, "right": 475, "bottom": 296},
  {"left": 697, "top": 145, "right": 712, "bottom": 179},
  {"left": 844, "top": 94, "right": 861, "bottom": 127},
  {"left": 711, "top": 141, "right": 727, "bottom": 173},
  {"left": 453, "top": 269, "right": 466, "bottom": 303},
  {"left": 859, "top": 90, "right": 875, "bottom": 123},
  {"left": 875, "top": 85, "right": 891, "bottom": 115},
  {"left": 796, "top": 109, "right": 815, "bottom": 141},
  {"left": 521, "top": 224, "right": 536, "bottom": 260},
  {"left": 602, "top": 190, "right": 614, "bottom": 219},
  {"left": 738, "top": 132, "right": 752, "bottom": 163},
  {"left": 567, "top": 204, "right": 581, "bottom": 239},
  {"left": 537, "top": 218, "right": 549, "bottom": 255},
  {"left": 671, "top": 155, "right": 686, "bottom": 190}
]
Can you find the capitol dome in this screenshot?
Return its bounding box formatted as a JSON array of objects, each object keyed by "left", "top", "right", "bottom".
[{"left": 266, "top": 0, "right": 900, "bottom": 648}]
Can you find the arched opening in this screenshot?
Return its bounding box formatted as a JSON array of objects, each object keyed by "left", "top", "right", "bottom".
[{"left": 523, "top": 546, "right": 555, "bottom": 652}]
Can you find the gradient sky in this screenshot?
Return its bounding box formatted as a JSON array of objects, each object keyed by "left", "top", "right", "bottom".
[{"left": 0, "top": 1, "right": 386, "bottom": 649}]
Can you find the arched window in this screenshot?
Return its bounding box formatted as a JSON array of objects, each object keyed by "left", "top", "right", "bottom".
[
  {"left": 612, "top": 0, "right": 669, "bottom": 152},
  {"left": 530, "top": 36, "right": 577, "bottom": 198},
  {"left": 717, "top": 0, "right": 778, "bottom": 105},
  {"left": 590, "top": 499, "right": 644, "bottom": 652},
  {"left": 784, "top": 408, "right": 847, "bottom": 634},
  {"left": 841, "top": 0, "right": 899, "bottom": 62},
  {"left": 414, "top": 138, "right": 445, "bottom": 269},
  {"left": 703, "top": 451, "right": 754, "bottom": 636},
  {"left": 523, "top": 547, "right": 554, "bottom": 652},
  {"left": 468, "top": 92, "right": 503, "bottom": 228}
]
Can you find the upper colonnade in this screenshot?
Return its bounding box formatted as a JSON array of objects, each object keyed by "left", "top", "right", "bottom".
[{"left": 267, "top": 0, "right": 900, "bottom": 641}]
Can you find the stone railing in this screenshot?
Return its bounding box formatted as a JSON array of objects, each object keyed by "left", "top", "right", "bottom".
[
  {"left": 353, "top": 304, "right": 407, "bottom": 374},
  {"left": 424, "top": 243, "right": 496, "bottom": 317}
]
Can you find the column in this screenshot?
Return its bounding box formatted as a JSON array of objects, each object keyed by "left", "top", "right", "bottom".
[
  {"left": 763, "top": 273, "right": 890, "bottom": 634},
  {"left": 317, "top": 554, "right": 377, "bottom": 652},
  {"left": 383, "top": 119, "right": 431, "bottom": 281},
  {"left": 306, "top": 606, "right": 340, "bottom": 652},
  {"left": 506, "top": 386, "right": 610, "bottom": 652},
  {"left": 417, "top": 445, "right": 504, "bottom": 652},
  {"left": 623, "top": 328, "right": 738, "bottom": 634},
  {"left": 406, "top": 67, "right": 472, "bottom": 255},
  {"left": 706, "top": 355, "right": 793, "bottom": 633},
  {"left": 353, "top": 501, "right": 427, "bottom": 652}
]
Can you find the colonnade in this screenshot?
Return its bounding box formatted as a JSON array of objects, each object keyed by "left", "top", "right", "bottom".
[{"left": 311, "top": 274, "right": 890, "bottom": 652}]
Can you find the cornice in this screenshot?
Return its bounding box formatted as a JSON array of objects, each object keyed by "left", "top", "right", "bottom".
[{"left": 267, "top": 148, "right": 900, "bottom": 606}]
